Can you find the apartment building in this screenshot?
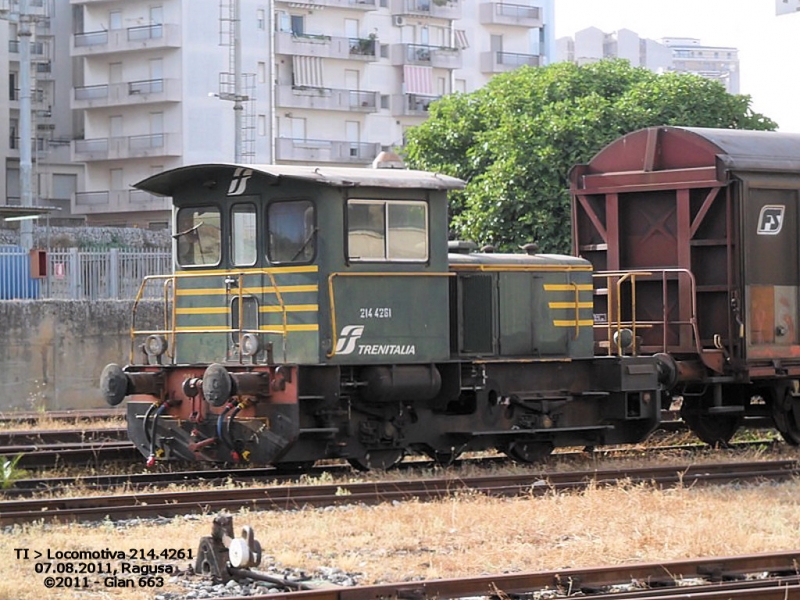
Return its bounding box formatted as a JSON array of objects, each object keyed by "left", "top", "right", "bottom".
[
  {"left": 556, "top": 28, "right": 739, "bottom": 94},
  {"left": 1, "top": 0, "right": 83, "bottom": 225},
  {"left": 777, "top": 0, "right": 800, "bottom": 15},
  {"left": 52, "top": 0, "right": 553, "bottom": 228}
]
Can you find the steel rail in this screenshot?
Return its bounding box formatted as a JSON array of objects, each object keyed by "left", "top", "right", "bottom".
[
  {"left": 0, "top": 427, "right": 127, "bottom": 447},
  {"left": 219, "top": 552, "right": 800, "bottom": 600},
  {"left": 0, "top": 459, "right": 796, "bottom": 526}
]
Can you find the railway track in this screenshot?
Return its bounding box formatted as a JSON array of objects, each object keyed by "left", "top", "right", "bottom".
[
  {"left": 0, "top": 440, "right": 139, "bottom": 469},
  {"left": 0, "top": 408, "right": 124, "bottom": 424},
  {"left": 217, "top": 550, "right": 800, "bottom": 600},
  {"left": 0, "top": 427, "right": 127, "bottom": 447},
  {"left": 1, "top": 437, "right": 783, "bottom": 496},
  {"left": 0, "top": 459, "right": 796, "bottom": 526}
]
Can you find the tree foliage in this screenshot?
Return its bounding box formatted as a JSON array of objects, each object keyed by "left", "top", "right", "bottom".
[{"left": 402, "top": 60, "right": 777, "bottom": 253}]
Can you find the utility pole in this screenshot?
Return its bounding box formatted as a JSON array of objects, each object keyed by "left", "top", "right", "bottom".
[
  {"left": 233, "top": 0, "right": 242, "bottom": 163},
  {"left": 217, "top": 0, "right": 256, "bottom": 164},
  {"left": 18, "top": 0, "right": 34, "bottom": 250}
]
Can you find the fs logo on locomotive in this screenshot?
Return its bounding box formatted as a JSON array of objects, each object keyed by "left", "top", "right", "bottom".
[
  {"left": 335, "top": 325, "right": 365, "bottom": 355},
  {"left": 227, "top": 167, "right": 253, "bottom": 196},
  {"left": 757, "top": 205, "right": 785, "bottom": 235},
  {"left": 334, "top": 325, "right": 416, "bottom": 356}
]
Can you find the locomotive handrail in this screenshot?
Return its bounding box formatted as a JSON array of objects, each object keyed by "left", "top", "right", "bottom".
[
  {"left": 130, "top": 270, "right": 294, "bottom": 364},
  {"left": 594, "top": 268, "right": 702, "bottom": 357},
  {"left": 326, "top": 271, "right": 454, "bottom": 358}
]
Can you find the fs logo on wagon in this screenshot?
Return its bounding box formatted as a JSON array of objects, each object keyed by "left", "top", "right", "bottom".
[{"left": 757, "top": 205, "right": 785, "bottom": 235}]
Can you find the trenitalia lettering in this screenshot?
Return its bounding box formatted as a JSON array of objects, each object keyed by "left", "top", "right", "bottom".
[{"left": 358, "top": 344, "right": 416, "bottom": 356}]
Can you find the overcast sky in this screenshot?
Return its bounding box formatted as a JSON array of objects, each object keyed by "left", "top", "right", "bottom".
[{"left": 554, "top": 0, "right": 800, "bottom": 132}]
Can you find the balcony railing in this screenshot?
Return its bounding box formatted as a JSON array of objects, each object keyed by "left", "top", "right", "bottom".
[
  {"left": 72, "top": 23, "right": 180, "bottom": 55},
  {"left": 276, "top": 31, "right": 377, "bottom": 61},
  {"left": 276, "top": 86, "right": 380, "bottom": 112},
  {"left": 10, "top": 88, "right": 46, "bottom": 103},
  {"left": 480, "top": 50, "right": 540, "bottom": 73},
  {"left": 8, "top": 40, "right": 45, "bottom": 54},
  {"left": 72, "top": 133, "right": 181, "bottom": 161},
  {"left": 277, "top": 0, "right": 378, "bottom": 9},
  {"left": 72, "top": 79, "right": 179, "bottom": 109},
  {"left": 479, "top": 2, "right": 542, "bottom": 27},
  {"left": 392, "top": 43, "right": 462, "bottom": 68},
  {"left": 391, "top": 0, "right": 462, "bottom": 19},
  {"left": 392, "top": 93, "right": 440, "bottom": 116},
  {"left": 73, "top": 189, "right": 169, "bottom": 213},
  {"left": 275, "top": 137, "right": 381, "bottom": 164}
]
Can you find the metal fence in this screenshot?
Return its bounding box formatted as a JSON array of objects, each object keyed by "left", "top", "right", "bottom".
[{"left": 0, "top": 245, "right": 172, "bottom": 300}]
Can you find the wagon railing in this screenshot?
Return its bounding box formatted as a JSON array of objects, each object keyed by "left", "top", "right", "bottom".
[
  {"left": 129, "top": 271, "right": 290, "bottom": 365},
  {"left": 593, "top": 268, "right": 702, "bottom": 357}
]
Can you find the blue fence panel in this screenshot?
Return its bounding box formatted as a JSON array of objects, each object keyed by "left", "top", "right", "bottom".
[{"left": 0, "top": 245, "right": 40, "bottom": 299}]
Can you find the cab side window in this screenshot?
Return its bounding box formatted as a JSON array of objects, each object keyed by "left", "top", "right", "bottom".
[
  {"left": 268, "top": 200, "right": 315, "bottom": 263},
  {"left": 348, "top": 199, "right": 428, "bottom": 262},
  {"left": 175, "top": 206, "right": 221, "bottom": 266},
  {"left": 231, "top": 203, "right": 257, "bottom": 266}
]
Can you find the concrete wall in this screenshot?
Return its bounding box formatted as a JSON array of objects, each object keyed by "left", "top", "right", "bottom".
[{"left": 0, "top": 300, "right": 162, "bottom": 411}]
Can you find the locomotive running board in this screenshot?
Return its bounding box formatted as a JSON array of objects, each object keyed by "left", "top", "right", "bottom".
[{"left": 467, "top": 425, "right": 614, "bottom": 436}]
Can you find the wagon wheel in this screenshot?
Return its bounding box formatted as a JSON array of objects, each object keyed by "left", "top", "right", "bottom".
[
  {"left": 680, "top": 403, "right": 739, "bottom": 446},
  {"left": 347, "top": 448, "right": 405, "bottom": 472},
  {"left": 423, "top": 448, "right": 461, "bottom": 467},
  {"left": 770, "top": 386, "right": 800, "bottom": 446},
  {"left": 503, "top": 440, "right": 553, "bottom": 464}
]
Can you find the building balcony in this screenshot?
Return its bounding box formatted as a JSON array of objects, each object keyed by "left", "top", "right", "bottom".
[
  {"left": 392, "top": 93, "right": 440, "bottom": 117},
  {"left": 480, "top": 50, "right": 540, "bottom": 73},
  {"left": 0, "top": 0, "right": 47, "bottom": 17},
  {"left": 72, "top": 23, "right": 181, "bottom": 57},
  {"left": 275, "top": 31, "right": 378, "bottom": 61},
  {"left": 72, "top": 78, "right": 181, "bottom": 109},
  {"left": 391, "top": 43, "right": 462, "bottom": 68},
  {"left": 276, "top": 86, "right": 380, "bottom": 112},
  {"left": 479, "top": 2, "right": 542, "bottom": 27},
  {"left": 8, "top": 136, "right": 48, "bottom": 159},
  {"left": 73, "top": 189, "right": 169, "bottom": 215},
  {"left": 390, "top": 0, "right": 462, "bottom": 20},
  {"left": 8, "top": 40, "right": 46, "bottom": 56},
  {"left": 72, "top": 133, "right": 181, "bottom": 162},
  {"left": 274, "top": 0, "right": 378, "bottom": 10},
  {"left": 9, "top": 88, "right": 49, "bottom": 115},
  {"left": 275, "top": 137, "right": 381, "bottom": 164},
  {"left": 35, "top": 61, "right": 55, "bottom": 80}
]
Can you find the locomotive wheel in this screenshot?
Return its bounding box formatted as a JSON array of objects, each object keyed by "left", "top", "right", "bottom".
[
  {"left": 347, "top": 449, "right": 404, "bottom": 472},
  {"left": 503, "top": 440, "right": 553, "bottom": 464},
  {"left": 680, "top": 406, "right": 739, "bottom": 446},
  {"left": 771, "top": 387, "right": 800, "bottom": 446}
]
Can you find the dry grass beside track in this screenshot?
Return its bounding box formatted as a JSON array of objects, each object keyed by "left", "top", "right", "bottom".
[{"left": 2, "top": 445, "right": 800, "bottom": 600}]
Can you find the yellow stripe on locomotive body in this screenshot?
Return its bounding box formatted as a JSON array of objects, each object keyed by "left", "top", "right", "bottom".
[{"left": 172, "top": 266, "right": 321, "bottom": 364}]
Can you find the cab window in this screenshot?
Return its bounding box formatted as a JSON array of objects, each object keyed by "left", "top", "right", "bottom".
[
  {"left": 175, "top": 206, "right": 221, "bottom": 266},
  {"left": 231, "top": 203, "right": 257, "bottom": 266},
  {"left": 268, "top": 200, "right": 315, "bottom": 263},
  {"left": 348, "top": 199, "right": 428, "bottom": 261}
]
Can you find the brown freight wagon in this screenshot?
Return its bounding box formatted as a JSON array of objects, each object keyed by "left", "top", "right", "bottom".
[{"left": 570, "top": 125, "right": 800, "bottom": 446}]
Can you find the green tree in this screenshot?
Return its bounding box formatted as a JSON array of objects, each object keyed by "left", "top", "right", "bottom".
[{"left": 403, "top": 60, "right": 776, "bottom": 253}]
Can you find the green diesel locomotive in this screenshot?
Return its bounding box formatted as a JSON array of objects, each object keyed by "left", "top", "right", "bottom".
[{"left": 101, "top": 162, "right": 661, "bottom": 470}]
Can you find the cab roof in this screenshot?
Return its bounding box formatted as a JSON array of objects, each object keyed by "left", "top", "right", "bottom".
[{"left": 134, "top": 163, "right": 466, "bottom": 197}]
